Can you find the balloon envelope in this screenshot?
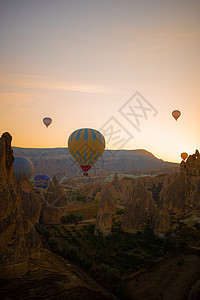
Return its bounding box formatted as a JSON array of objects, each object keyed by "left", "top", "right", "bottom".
[
  {"left": 181, "top": 152, "right": 188, "bottom": 161},
  {"left": 13, "top": 157, "right": 34, "bottom": 181},
  {"left": 172, "top": 110, "right": 181, "bottom": 121},
  {"left": 34, "top": 174, "right": 50, "bottom": 189},
  {"left": 68, "top": 128, "right": 105, "bottom": 174},
  {"left": 43, "top": 117, "right": 52, "bottom": 128}
]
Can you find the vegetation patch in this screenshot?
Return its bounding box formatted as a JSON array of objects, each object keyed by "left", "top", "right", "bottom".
[{"left": 35, "top": 223, "right": 180, "bottom": 299}]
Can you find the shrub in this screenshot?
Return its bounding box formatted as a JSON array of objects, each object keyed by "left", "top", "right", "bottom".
[
  {"left": 116, "top": 209, "right": 124, "bottom": 215},
  {"left": 76, "top": 194, "right": 86, "bottom": 202},
  {"left": 81, "top": 258, "right": 93, "bottom": 271},
  {"left": 143, "top": 225, "right": 156, "bottom": 242},
  {"left": 61, "top": 213, "right": 84, "bottom": 224},
  {"left": 34, "top": 223, "right": 42, "bottom": 234},
  {"left": 177, "top": 258, "right": 184, "bottom": 266},
  {"left": 107, "top": 267, "right": 120, "bottom": 282},
  {"left": 86, "top": 223, "right": 95, "bottom": 234},
  {"left": 43, "top": 228, "right": 50, "bottom": 239},
  {"left": 47, "top": 236, "right": 59, "bottom": 252},
  {"left": 62, "top": 241, "right": 79, "bottom": 260}
]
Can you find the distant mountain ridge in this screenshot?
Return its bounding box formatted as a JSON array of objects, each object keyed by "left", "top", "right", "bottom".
[{"left": 12, "top": 147, "right": 179, "bottom": 178}]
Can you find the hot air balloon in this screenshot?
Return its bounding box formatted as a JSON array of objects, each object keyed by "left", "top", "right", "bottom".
[
  {"left": 13, "top": 156, "right": 34, "bottom": 181},
  {"left": 172, "top": 110, "right": 181, "bottom": 121},
  {"left": 68, "top": 128, "right": 105, "bottom": 175},
  {"left": 29, "top": 177, "right": 34, "bottom": 186},
  {"left": 34, "top": 174, "right": 50, "bottom": 189},
  {"left": 43, "top": 117, "right": 52, "bottom": 128},
  {"left": 181, "top": 152, "right": 188, "bottom": 161}
]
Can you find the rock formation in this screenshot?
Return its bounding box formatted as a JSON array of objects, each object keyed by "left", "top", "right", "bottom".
[
  {"left": 0, "top": 132, "right": 41, "bottom": 278},
  {"left": 45, "top": 176, "right": 66, "bottom": 206},
  {"left": 121, "top": 180, "right": 156, "bottom": 232},
  {"left": 18, "top": 175, "right": 42, "bottom": 225},
  {"left": 95, "top": 187, "right": 116, "bottom": 236},
  {"left": 40, "top": 176, "right": 67, "bottom": 224},
  {"left": 153, "top": 151, "right": 200, "bottom": 232},
  {"left": 112, "top": 173, "right": 122, "bottom": 192},
  {"left": 79, "top": 182, "right": 103, "bottom": 200},
  {"left": 121, "top": 150, "right": 200, "bottom": 233}
]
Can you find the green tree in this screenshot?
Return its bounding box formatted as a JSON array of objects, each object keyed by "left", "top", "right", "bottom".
[{"left": 62, "top": 241, "right": 79, "bottom": 260}]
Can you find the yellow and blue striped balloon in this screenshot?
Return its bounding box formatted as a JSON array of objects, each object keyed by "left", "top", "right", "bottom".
[{"left": 68, "top": 128, "right": 105, "bottom": 174}]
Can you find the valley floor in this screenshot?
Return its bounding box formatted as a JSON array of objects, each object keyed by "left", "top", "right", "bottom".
[{"left": 125, "top": 248, "right": 200, "bottom": 300}]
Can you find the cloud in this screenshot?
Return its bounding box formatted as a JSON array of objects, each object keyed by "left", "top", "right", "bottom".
[
  {"left": 15, "top": 107, "right": 36, "bottom": 114},
  {"left": 0, "top": 92, "right": 41, "bottom": 104},
  {"left": 0, "top": 74, "right": 115, "bottom": 94},
  {"left": 106, "top": 29, "right": 200, "bottom": 59}
]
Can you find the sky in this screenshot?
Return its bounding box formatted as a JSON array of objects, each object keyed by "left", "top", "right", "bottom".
[{"left": 0, "top": 0, "right": 199, "bottom": 162}]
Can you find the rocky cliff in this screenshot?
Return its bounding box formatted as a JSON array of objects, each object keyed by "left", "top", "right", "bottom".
[{"left": 0, "top": 132, "right": 41, "bottom": 278}]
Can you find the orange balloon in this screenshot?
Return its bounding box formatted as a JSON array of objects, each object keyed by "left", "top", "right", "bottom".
[
  {"left": 181, "top": 152, "right": 188, "bottom": 161},
  {"left": 172, "top": 110, "right": 181, "bottom": 121}
]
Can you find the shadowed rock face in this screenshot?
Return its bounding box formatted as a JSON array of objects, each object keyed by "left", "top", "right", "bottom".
[
  {"left": 121, "top": 180, "right": 156, "bottom": 232},
  {"left": 19, "top": 175, "right": 42, "bottom": 225},
  {"left": 40, "top": 176, "right": 67, "bottom": 224},
  {"left": 0, "top": 132, "right": 41, "bottom": 278},
  {"left": 121, "top": 150, "right": 200, "bottom": 233},
  {"left": 92, "top": 150, "right": 200, "bottom": 234},
  {"left": 95, "top": 187, "right": 116, "bottom": 236},
  {"left": 45, "top": 176, "right": 66, "bottom": 206}
]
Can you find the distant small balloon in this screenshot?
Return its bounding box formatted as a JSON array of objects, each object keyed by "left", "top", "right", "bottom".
[
  {"left": 43, "top": 117, "right": 52, "bottom": 128},
  {"left": 172, "top": 110, "right": 181, "bottom": 121},
  {"left": 181, "top": 152, "right": 188, "bottom": 161}
]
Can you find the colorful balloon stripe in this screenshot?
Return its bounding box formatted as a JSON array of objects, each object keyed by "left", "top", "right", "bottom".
[
  {"left": 34, "top": 174, "right": 50, "bottom": 189},
  {"left": 68, "top": 128, "right": 105, "bottom": 174}
]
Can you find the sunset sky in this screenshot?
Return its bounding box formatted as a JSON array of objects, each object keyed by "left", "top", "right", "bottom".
[{"left": 0, "top": 0, "right": 199, "bottom": 162}]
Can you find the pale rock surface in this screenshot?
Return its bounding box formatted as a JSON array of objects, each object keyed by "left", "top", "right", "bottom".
[{"left": 95, "top": 186, "right": 116, "bottom": 236}]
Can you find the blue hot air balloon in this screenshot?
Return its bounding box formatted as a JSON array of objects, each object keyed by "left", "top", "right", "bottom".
[
  {"left": 13, "top": 156, "right": 34, "bottom": 181},
  {"left": 34, "top": 174, "right": 50, "bottom": 189}
]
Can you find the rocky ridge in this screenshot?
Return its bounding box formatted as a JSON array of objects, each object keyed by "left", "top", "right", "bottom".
[
  {"left": 12, "top": 146, "right": 178, "bottom": 178},
  {"left": 87, "top": 151, "right": 200, "bottom": 235}
]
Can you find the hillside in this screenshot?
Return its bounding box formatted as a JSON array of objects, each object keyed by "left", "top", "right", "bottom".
[{"left": 12, "top": 147, "right": 178, "bottom": 178}]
